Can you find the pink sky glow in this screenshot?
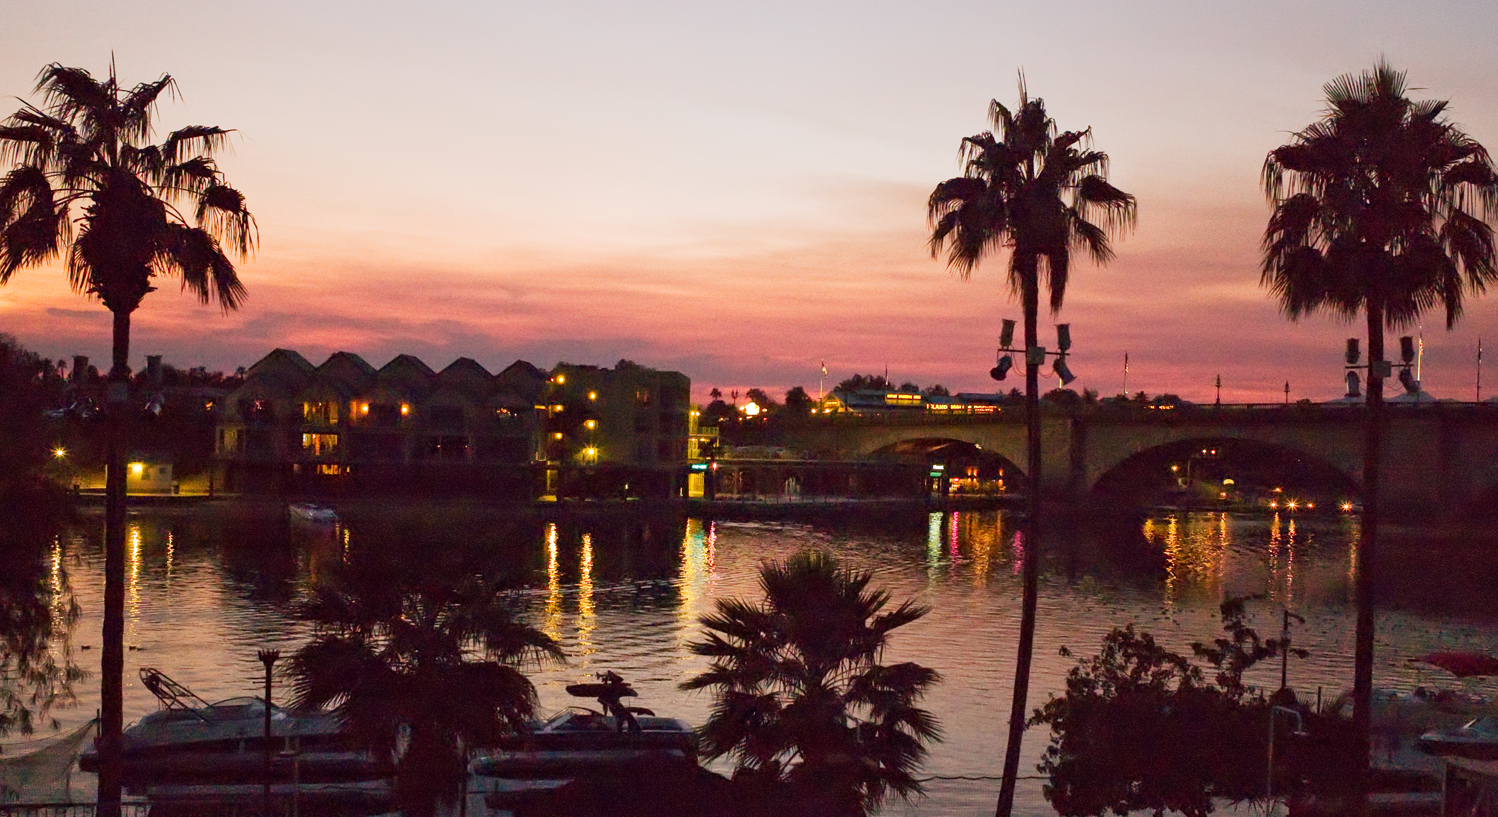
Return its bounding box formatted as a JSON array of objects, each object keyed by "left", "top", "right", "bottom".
[{"left": 3, "top": 1, "right": 1498, "bottom": 404}]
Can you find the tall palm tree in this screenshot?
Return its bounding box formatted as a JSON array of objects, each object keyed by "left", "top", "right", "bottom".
[
  {"left": 0, "top": 61, "right": 254, "bottom": 817},
  {"left": 927, "top": 77, "right": 1135, "bottom": 817},
  {"left": 1262, "top": 60, "right": 1498, "bottom": 810},
  {"left": 290, "top": 569, "right": 564, "bottom": 817},
  {"left": 681, "top": 551, "right": 941, "bottom": 817}
]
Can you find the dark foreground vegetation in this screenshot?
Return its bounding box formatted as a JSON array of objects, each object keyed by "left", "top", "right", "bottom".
[{"left": 1033, "top": 597, "right": 1360, "bottom": 817}]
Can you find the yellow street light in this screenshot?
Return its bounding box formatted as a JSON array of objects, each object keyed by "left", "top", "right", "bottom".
[{"left": 52, "top": 446, "right": 67, "bottom": 459}]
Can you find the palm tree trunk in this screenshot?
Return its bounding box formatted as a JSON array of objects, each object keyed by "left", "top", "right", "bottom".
[
  {"left": 1353, "top": 304, "right": 1384, "bottom": 817},
  {"left": 97, "top": 308, "right": 131, "bottom": 817},
  {"left": 996, "top": 266, "right": 1042, "bottom": 817}
]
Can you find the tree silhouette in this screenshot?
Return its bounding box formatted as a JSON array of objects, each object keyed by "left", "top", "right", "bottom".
[
  {"left": 782, "top": 386, "right": 813, "bottom": 416},
  {"left": 0, "top": 62, "right": 254, "bottom": 817},
  {"left": 681, "top": 551, "right": 941, "bottom": 817},
  {"left": 928, "top": 75, "right": 1134, "bottom": 817},
  {"left": 1262, "top": 60, "right": 1498, "bottom": 799},
  {"left": 290, "top": 560, "right": 563, "bottom": 817}
]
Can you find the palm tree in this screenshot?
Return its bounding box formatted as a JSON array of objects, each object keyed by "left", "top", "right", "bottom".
[
  {"left": 680, "top": 551, "right": 941, "bottom": 817},
  {"left": 290, "top": 569, "right": 564, "bottom": 817},
  {"left": 1262, "top": 60, "right": 1498, "bottom": 809},
  {"left": 927, "top": 76, "right": 1135, "bottom": 817},
  {"left": 0, "top": 61, "right": 254, "bottom": 817}
]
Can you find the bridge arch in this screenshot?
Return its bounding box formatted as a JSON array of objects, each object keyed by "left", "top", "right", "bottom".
[
  {"left": 868, "top": 437, "right": 1029, "bottom": 492},
  {"left": 1089, "top": 436, "right": 1362, "bottom": 508}
]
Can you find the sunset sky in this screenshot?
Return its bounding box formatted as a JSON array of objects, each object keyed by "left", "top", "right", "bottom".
[{"left": 3, "top": 1, "right": 1497, "bottom": 403}]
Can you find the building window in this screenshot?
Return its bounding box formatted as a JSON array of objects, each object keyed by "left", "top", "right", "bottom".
[
  {"left": 217, "top": 428, "right": 243, "bottom": 453},
  {"left": 366, "top": 403, "right": 401, "bottom": 426},
  {"left": 424, "top": 435, "right": 469, "bottom": 460},
  {"left": 302, "top": 433, "right": 339, "bottom": 457},
  {"left": 429, "top": 405, "right": 464, "bottom": 431},
  {"left": 317, "top": 464, "right": 345, "bottom": 475},
  {"left": 302, "top": 401, "right": 339, "bottom": 425},
  {"left": 241, "top": 399, "right": 275, "bottom": 423}
]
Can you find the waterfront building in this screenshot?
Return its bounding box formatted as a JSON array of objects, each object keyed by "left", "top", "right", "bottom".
[
  {"left": 214, "top": 350, "right": 691, "bottom": 498},
  {"left": 541, "top": 361, "right": 693, "bottom": 498}
]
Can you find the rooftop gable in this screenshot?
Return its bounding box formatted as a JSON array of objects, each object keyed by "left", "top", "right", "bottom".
[
  {"left": 317, "top": 352, "right": 377, "bottom": 394},
  {"left": 246, "top": 348, "right": 314, "bottom": 380}
]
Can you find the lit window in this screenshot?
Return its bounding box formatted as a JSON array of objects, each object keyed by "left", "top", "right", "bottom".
[{"left": 302, "top": 433, "right": 340, "bottom": 456}]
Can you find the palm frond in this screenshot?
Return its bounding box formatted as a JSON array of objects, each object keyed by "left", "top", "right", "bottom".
[
  {"left": 194, "top": 183, "right": 257, "bottom": 257},
  {"left": 0, "top": 166, "right": 65, "bottom": 283},
  {"left": 161, "top": 126, "right": 233, "bottom": 164}
]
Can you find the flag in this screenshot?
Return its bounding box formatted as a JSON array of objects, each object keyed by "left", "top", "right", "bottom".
[{"left": 821, "top": 361, "right": 827, "bottom": 377}]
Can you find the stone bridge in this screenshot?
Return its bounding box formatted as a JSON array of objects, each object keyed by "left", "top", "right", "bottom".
[{"left": 772, "top": 404, "right": 1498, "bottom": 516}]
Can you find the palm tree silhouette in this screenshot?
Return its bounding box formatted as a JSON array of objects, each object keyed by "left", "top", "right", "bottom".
[
  {"left": 289, "top": 566, "right": 564, "bottom": 817},
  {"left": 680, "top": 551, "right": 941, "bottom": 817},
  {"left": 0, "top": 61, "right": 254, "bottom": 817},
  {"left": 927, "top": 76, "right": 1135, "bottom": 817},
  {"left": 1262, "top": 59, "right": 1498, "bottom": 804}
]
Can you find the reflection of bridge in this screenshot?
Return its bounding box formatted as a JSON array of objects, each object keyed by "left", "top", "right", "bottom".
[{"left": 774, "top": 405, "right": 1498, "bottom": 516}]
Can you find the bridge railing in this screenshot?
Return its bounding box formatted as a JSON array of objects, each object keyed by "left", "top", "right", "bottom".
[{"left": 791, "top": 400, "right": 1498, "bottom": 426}]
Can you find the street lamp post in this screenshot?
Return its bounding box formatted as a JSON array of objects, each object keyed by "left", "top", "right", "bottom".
[
  {"left": 258, "top": 649, "right": 281, "bottom": 816},
  {"left": 990, "top": 319, "right": 1077, "bottom": 817},
  {"left": 1280, "top": 609, "right": 1305, "bottom": 693}
]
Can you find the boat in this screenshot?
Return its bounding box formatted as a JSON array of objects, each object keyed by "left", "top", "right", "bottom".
[
  {"left": 288, "top": 502, "right": 339, "bottom": 524},
  {"left": 471, "top": 672, "right": 698, "bottom": 808},
  {"left": 80, "top": 667, "right": 379, "bottom": 788},
  {"left": 1419, "top": 717, "right": 1498, "bottom": 760}
]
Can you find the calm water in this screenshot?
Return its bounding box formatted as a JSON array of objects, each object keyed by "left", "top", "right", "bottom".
[{"left": 34, "top": 503, "right": 1498, "bottom": 816}]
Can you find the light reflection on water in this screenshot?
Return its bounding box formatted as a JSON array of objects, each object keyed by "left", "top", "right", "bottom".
[{"left": 47, "top": 506, "right": 1498, "bottom": 816}]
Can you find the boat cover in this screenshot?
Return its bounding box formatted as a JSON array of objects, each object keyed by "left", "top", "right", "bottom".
[
  {"left": 0, "top": 720, "right": 97, "bottom": 803},
  {"left": 1415, "top": 652, "right": 1498, "bottom": 678}
]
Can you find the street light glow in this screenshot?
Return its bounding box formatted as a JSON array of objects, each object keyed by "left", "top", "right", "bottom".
[{"left": 52, "top": 446, "right": 66, "bottom": 459}]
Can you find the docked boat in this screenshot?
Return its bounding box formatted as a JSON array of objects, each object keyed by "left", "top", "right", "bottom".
[
  {"left": 1419, "top": 717, "right": 1498, "bottom": 760},
  {"left": 471, "top": 672, "right": 697, "bottom": 807},
  {"left": 288, "top": 502, "right": 339, "bottom": 524},
  {"left": 80, "top": 667, "right": 379, "bottom": 788}
]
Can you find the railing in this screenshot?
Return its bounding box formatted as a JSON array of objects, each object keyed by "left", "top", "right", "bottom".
[
  {"left": 792, "top": 399, "right": 1498, "bottom": 427},
  {"left": 0, "top": 805, "right": 151, "bottom": 817}
]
